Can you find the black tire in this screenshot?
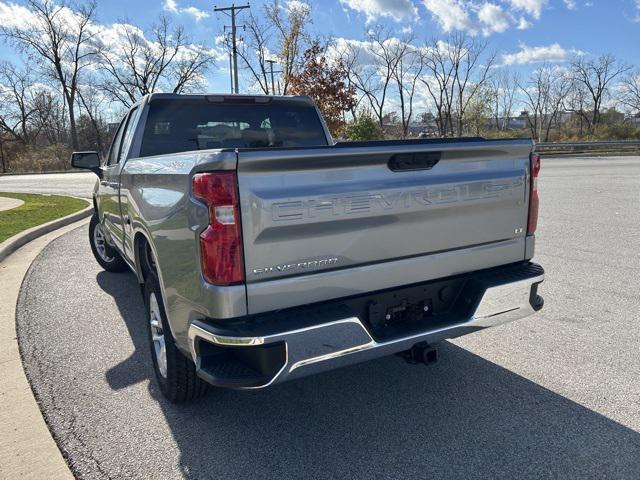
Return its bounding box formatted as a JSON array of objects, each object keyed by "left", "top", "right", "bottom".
[
  {"left": 88, "top": 214, "right": 128, "bottom": 272},
  {"left": 145, "top": 272, "right": 208, "bottom": 403}
]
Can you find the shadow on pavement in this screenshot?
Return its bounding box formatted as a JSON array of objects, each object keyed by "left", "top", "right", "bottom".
[{"left": 98, "top": 270, "right": 640, "bottom": 479}]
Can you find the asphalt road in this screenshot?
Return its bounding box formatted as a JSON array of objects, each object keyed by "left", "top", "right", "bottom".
[
  {"left": 16, "top": 156, "right": 640, "bottom": 479},
  {"left": 0, "top": 171, "right": 96, "bottom": 198}
]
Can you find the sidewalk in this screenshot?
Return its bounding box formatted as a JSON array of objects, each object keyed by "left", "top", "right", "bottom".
[
  {"left": 0, "top": 220, "right": 87, "bottom": 480},
  {"left": 0, "top": 196, "right": 24, "bottom": 211}
]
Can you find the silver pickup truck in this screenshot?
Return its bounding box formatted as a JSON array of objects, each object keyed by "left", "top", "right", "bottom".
[{"left": 72, "top": 93, "right": 544, "bottom": 403}]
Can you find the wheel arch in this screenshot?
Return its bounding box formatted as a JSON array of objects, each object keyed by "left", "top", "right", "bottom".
[
  {"left": 133, "top": 230, "right": 154, "bottom": 284},
  {"left": 134, "top": 228, "right": 182, "bottom": 352}
]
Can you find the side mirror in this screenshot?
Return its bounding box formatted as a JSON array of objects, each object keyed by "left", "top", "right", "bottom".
[{"left": 71, "top": 151, "right": 102, "bottom": 177}]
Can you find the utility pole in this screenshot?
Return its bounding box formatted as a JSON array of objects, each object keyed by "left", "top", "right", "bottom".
[
  {"left": 226, "top": 33, "right": 233, "bottom": 93},
  {"left": 228, "top": 51, "right": 233, "bottom": 93},
  {"left": 265, "top": 59, "right": 277, "bottom": 95},
  {"left": 214, "top": 3, "right": 250, "bottom": 94}
]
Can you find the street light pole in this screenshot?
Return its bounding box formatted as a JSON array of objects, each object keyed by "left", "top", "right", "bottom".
[{"left": 214, "top": 3, "right": 250, "bottom": 94}]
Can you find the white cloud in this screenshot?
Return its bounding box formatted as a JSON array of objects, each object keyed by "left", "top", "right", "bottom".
[
  {"left": 327, "top": 37, "right": 370, "bottom": 63},
  {"left": 96, "top": 22, "right": 225, "bottom": 66},
  {"left": 517, "top": 16, "right": 531, "bottom": 29},
  {"left": 164, "top": 0, "right": 178, "bottom": 13},
  {"left": 0, "top": 0, "right": 225, "bottom": 75},
  {"left": 419, "top": 0, "right": 555, "bottom": 36},
  {"left": 477, "top": 3, "right": 510, "bottom": 35},
  {"left": 421, "top": 1, "right": 518, "bottom": 36},
  {"left": 563, "top": 0, "right": 577, "bottom": 10},
  {"left": 286, "top": 0, "right": 311, "bottom": 13},
  {"left": 508, "top": 0, "right": 547, "bottom": 19},
  {"left": 327, "top": 35, "right": 421, "bottom": 72},
  {"left": 163, "top": 0, "right": 210, "bottom": 21},
  {"left": 339, "top": 0, "right": 418, "bottom": 22},
  {"left": 327, "top": 36, "right": 392, "bottom": 68},
  {"left": 502, "top": 43, "right": 580, "bottom": 65},
  {"left": 421, "top": 0, "right": 473, "bottom": 32},
  {"left": 0, "top": 1, "right": 35, "bottom": 29},
  {"left": 181, "top": 6, "right": 210, "bottom": 21}
]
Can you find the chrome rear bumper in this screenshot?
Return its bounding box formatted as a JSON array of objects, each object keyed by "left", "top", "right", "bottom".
[{"left": 188, "top": 264, "right": 544, "bottom": 389}]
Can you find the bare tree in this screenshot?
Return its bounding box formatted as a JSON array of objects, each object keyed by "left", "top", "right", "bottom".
[
  {"left": 464, "top": 86, "right": 492, "bottom": 136},
  {"left": 1, "top": 0, "right": 100, "bottom": 149},
  {"left": 0, "top": 62, "right": 38, "bottom": 145},
  {"left": 0, "top": 62, "right": 39, "bottom": 172},
  {"left": 76, "top": 81, "right": 108, "bottom": 152},
  {"left": 99, "top": 15, "right": 214, "bottom": 107},
  {"left": 171, "top": 45, "right": 216, "bottom": 94},
  {"left": 620, "top": 71, "right": 640, "bottom": 115},
  {"left": 32, "top": 89, "right": 67, "bottom": 145},
  {"left": 570, "top": 54, "right": 630, "bottom": 132},
  {"left": 344, "top": 28, "right": 403, "bottom": 129},
  {"left": 265, "top": 0, "right": 311, "bottom": 94},
  {"left": 337, "top": 43, "right": 365, "bottom": 121},
  {"left": 519, "top": 64, "right": 572, "bottom": 142},
  {"left": 420, "top": 34, "right": 494, "bottom": 137},
  {"left": 488, "top": 69, "right": 519, "bottom": 131},
  {"left": 390, "top": 35, "right": 424, "bottom": 137},
  {"left": 451, "top": 34, "right": 496, "bottom": 136},
  {"left": 236, "top": 13, "right": 273, "bottom": 94},
  {"left": 420, "top": 39, "right": 456, "bottom": 136},
  {"left": 0, "top": 62, "right": 69, "bottom": 172},
  {"left": 0, "top": 138, "right": 7, "bottom": 173}
]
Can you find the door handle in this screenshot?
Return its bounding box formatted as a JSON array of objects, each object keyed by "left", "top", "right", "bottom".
[{"left": 388, "top": 152, "right": 441, "bottom": 171}]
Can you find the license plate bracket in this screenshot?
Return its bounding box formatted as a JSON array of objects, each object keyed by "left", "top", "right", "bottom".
[{"left": 367, "top": 298, "right": 433, "bottom": 330}]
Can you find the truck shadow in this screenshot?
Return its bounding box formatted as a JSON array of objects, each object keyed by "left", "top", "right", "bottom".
[{"left": 99, "top": 271, "right": 640, "bottom": 479}]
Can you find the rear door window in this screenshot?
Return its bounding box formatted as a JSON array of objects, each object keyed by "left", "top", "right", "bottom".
[
  {"left": 106, "top": 107, "right": 139, "bottom": 165},
  {"left": 118, "top": 106, "right": 139, "bottom": 163},
  {"left": 106, "top": 116, "right": 127, "bottom": 165}
]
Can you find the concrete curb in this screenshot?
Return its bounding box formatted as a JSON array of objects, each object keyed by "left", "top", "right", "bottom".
[
  {"left": 0, "top": 170, "right": 80, "bottom": 176},
  {"left": 0, "top": 219, "right": 90, "bottom": 479},
  {"left": 0, "top": 202, "right": 93, "bottom": 264}
]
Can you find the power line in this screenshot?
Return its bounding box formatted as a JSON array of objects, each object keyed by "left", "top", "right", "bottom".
[{"left": 214, "top": 3, "right": 250, "bottom": 94}]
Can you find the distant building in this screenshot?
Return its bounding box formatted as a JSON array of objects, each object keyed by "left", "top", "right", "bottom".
[
  {"left": 486, "top": 112, "right": 528, "bottom": 131},
  {"left": 626, "top": 113, "right": 640, "bottom": 126}
]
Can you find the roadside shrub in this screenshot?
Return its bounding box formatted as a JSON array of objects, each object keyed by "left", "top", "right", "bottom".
[
  {"left": 344, "top": 115, "right": 384, "bottom": 141},
  {"left": 482, "top": 129, "right": 531, "bottom": 139},
  {"left": 592, "top": 124, "right": 640, "bottom": 141},
  {"left": 8, "top": 144, "right": 72, "bottom": 173}
]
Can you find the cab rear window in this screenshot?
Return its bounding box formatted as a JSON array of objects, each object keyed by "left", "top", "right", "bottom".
[{"left": 139, "top": 99, "right": 328, "bottom": 157}]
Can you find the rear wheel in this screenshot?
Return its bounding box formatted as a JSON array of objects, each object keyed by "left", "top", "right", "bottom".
[
  {"left": 145, "top": 271, "right": 208, "bottom": 403},
  {"left": 89, "top": 214, "right": 127, "bottom": 272}
]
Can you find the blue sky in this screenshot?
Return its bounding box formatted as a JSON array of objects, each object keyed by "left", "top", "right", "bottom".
[{"left": 0, "top": 0, "right": 639, "bottom": 93}]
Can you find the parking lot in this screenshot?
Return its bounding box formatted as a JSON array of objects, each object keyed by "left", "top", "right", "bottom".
[{"left": 13, "top": 156, "right": 640, "bottom": 479}]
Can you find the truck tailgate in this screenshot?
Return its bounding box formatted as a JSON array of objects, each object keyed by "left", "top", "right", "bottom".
[{"left": 237, "top": 139, "right": 533, "bottom": 312}]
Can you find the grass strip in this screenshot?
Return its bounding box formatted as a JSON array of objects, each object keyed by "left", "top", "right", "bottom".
[{"left": 0, "top": 192, "right": 88, "bottom": 243}]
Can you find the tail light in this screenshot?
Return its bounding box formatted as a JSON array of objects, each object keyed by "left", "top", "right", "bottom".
[
  {"left": 192, "top": 172, "right": 244, "bottom": 285},
  {"left": 527, "top": 152, "right": 541, "bottom": 235}
]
